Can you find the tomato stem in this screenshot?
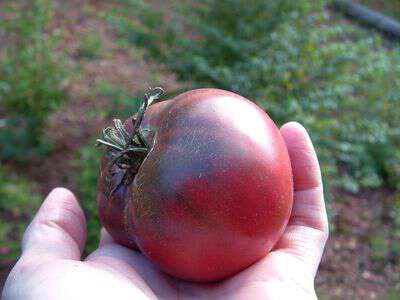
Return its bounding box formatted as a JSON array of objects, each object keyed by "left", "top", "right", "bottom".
[{"left": 96, "top": 87, "right": 164, "bottom": 171}]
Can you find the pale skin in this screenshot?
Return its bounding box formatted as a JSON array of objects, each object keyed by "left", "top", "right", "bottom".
[{"left": 2, "top": 122, "right": 329, "bottom": 300}]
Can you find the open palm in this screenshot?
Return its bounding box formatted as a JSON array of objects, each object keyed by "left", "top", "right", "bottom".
[{"left": 2, "top": 122, "right": 328, "bottom": 300}]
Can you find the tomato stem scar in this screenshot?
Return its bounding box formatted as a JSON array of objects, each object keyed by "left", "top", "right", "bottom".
[{"left": 96, "top": 87, "right": 164, "bottom": 172}]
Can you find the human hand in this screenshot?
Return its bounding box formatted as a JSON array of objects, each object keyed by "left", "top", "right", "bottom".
[{"left": 2, "top": 122, "right": 328, "bottom": 300}]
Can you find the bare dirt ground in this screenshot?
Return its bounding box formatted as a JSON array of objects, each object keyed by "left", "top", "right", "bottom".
[{"left": 316, "top": 190, "right": 399, "bottom": 299}]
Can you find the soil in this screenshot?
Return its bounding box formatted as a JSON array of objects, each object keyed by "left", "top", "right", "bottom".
[
  {"left": 0, "top": 1, "right": 399, "bottom": 299},
  {"left": 316, "top": 190, "right": 399, "bottom": 299},
  {"left": 0, "top": 264, "right": 13, "bottom": 292}
]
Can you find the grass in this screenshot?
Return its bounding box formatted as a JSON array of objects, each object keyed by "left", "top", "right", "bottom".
[
  {"left": 0, "top": 166, "right": 42, "bottom": 261},
  {"left": 77, "top": 31, "right": 104, "bottom": 59},
  {"left": 75, "top": 142, "right": 102, "bottom": 253},
  {"left": 0, "top": 0, "right": 71, "bottom": 161}
]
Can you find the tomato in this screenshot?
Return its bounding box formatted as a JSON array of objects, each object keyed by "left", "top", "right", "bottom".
[{"left": 97, "top": 88, "right": 293, "bottom": 282}]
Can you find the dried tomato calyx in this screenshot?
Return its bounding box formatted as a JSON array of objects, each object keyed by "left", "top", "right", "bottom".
[{"left": 96, "top": 87, "right": 164, "bottom": 172}]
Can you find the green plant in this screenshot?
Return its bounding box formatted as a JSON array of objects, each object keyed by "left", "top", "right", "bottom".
[
  {"left": 94, "top": 80, "right": 142, "bottom": 119},
  {"left": 105, "top": 0, "right": 168, "bottom": 53},
  {"left": 75, "top": 142, "right": 102, "bottom": 253},
  {"left": 0, "top": 0, "right": 70, "bottom": 161},
  {"left": 386, "top": 288, "right": 400, "bottom": 300},
  {"left": 0, "top": 166, "right": 42, "bottom": 261},
  {"left": 392, "top": 194, "right": 400, "bottom": 259},
  {"left": 77, "top": 31, "right": 104, "bottom": 59},
  {"left": 109, "top": 0, "right": 400, "bottom": 193},
  {"left": 369, "top": 232, "right": 390, "bottom": 261}
]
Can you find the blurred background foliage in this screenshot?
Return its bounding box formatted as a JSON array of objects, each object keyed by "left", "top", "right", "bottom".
[
  {"left": 0, "top": 0, "right": 400, "bottom": 298},
  {"left": 0, "top": 165, "right": 41, "bottom": 261},
  {"left": 0, "top": 0, "right": 70, "bottom": 161},
  {"left": 110, "top": 0, "right": 400, "bottom": 193}
]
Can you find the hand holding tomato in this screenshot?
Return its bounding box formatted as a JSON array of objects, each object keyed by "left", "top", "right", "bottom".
[
  {"left": 97, "top": 88, "right": 294, "bottom": 282},
  {"left": 3, "top": 122, "right": 328, "bottom": 300}
]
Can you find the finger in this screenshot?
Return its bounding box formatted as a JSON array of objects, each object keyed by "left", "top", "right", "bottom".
[
  {"left": 274, "top": 122, "right": 329, "bottom": 276},
  {"left": 21, "top": 187, "right": 87, "bottom": 261},
  {"left": 99, "top": 227, "right": 114, "bottom": 247}
]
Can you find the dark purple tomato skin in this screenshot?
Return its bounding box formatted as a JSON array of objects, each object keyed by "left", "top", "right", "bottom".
[{"left": 97, "top": 88, "right": 293, "bottom": 282}]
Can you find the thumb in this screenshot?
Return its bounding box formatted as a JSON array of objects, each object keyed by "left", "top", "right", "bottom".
[{"left": 21, "top": 188, "right": 87, "bottom": 261}]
